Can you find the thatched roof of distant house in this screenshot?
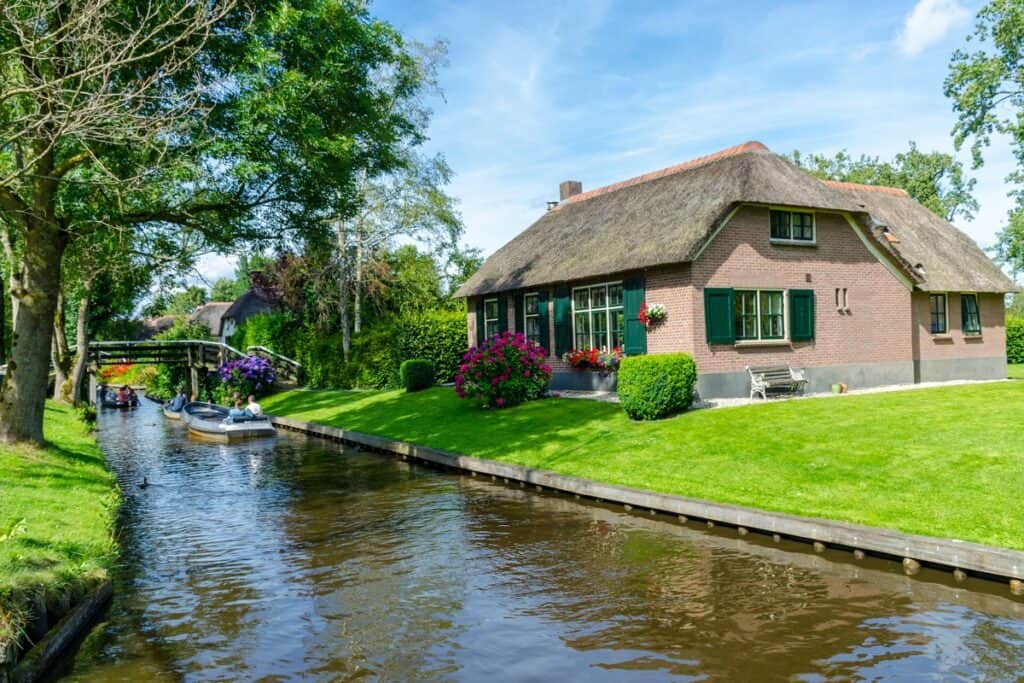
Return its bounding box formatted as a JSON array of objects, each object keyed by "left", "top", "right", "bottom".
[
  {"left": 223, "top": 288, "right": 275, "bottom": 324},
  {"left": 455, "top": 141, "right": 1015, "bottom": 296},
  {"left": 188, "top": 302, "right": 233, "bottom": 337},
  {"left": 138, "top": 314, "right": 181, "bottom": 340}
]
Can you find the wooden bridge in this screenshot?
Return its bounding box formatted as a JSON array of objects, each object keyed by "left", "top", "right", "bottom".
[{"left": 87, "top": 340, "right": 303, "bottom": 400}]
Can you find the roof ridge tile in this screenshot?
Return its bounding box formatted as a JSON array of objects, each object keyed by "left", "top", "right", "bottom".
[{"left": 557, "top": 140, "right": 769, "bottom": 208}]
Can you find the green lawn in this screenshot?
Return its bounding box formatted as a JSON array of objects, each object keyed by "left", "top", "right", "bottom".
[
  {"left": 0, "top": 403, "right": 118, "bottom": 644},
  {"left": 265, "top": 381, "right": 1024, "bottom": 551},
  {"left": 1009, "top": 364, "right": 1024, "bottom": 380}
]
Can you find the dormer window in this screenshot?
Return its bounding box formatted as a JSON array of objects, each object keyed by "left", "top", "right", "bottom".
[{"left": 770, "top": 210, "right": 815, "bottom": 244}]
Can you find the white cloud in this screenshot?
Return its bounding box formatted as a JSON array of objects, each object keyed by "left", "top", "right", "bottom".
[{"left": 898, "top": 0, "right": 970, "bottom": 56}]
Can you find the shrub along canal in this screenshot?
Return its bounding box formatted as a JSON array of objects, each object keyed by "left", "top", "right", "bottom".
[{"left": 61, "top": 399, "right": 1024, "bottom": 680}]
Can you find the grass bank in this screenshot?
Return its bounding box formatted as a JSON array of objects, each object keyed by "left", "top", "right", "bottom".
[
  {"left": 1009, "top": 364, "right": 1023, "bottom": 380},
  {"left": 0, "top": 402, "right": 118, "bottom": 645},
  {"left": 265, "top": 379, "right": 1024, "bottom": 551}
]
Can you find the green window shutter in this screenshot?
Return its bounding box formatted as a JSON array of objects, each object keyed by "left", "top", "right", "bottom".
[
  {"left": 553, "top": 286, "right": 572, "bottom": 356},
  {"left": 537, "top": 290, "right": 550, "bottom": 352},
  {"left": 475, "top": 297, "right": 485, "bottom": 347},
  {"left": 789, "top": 289, "right": 815, "bottom": 341},
  {"left": 498, "top": 295, "right": 509, "bottom": 333},
  {"left": 515, "top": 292, "right": 524, "bottom": 333},
  {"left": 623, "top": 275, "right": 647, "bottom": 355},
  {"left": 704, "top": 288, "right": 735, "bottom": 344}
]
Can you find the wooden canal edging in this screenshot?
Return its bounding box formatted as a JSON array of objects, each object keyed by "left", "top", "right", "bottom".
[{"left": 270, "top": 415, "right": 1024, "bottom": 595}]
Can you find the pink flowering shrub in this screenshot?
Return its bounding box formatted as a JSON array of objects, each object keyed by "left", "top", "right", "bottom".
[{"left": 454, "top": 332, "right": 552, "bottom": 408}]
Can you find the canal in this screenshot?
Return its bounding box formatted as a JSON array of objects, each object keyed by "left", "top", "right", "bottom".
[{"left": 63, "top": 399, "right": 1024, "bottom": 680}]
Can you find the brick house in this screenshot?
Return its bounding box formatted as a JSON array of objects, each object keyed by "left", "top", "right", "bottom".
[{"left": 454, "top": 142, "right": 1016, "bottom": 398}]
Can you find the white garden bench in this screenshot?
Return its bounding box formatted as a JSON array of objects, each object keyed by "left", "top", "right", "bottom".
[{"left": 746, "top": 365, "right": 807, "bottom": 400}]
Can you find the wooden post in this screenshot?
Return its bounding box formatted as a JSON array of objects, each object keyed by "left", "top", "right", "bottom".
[{"left": 87, "top": 372, "right": 97, "bottom": 406}]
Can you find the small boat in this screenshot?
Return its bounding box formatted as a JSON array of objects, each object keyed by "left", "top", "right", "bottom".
[
  {"left": 162, "top": 403, "right": 183, "bottom": 420},
  {"left": 181, "top": 401, "right": 276, "bottom": 442},
  {"left": 100, "top": 396, "right": 139, "bottom": 409}
]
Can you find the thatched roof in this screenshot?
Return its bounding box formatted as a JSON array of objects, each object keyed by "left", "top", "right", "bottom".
[
  {"left": 455, "top": 141, "right": 1015, "bottom": 296},
  {"left": 224, "top": 288, "right": 275, "bottom": 323},
  {"left": 188, "top": 302, "right": 233, "bottom": 336}
]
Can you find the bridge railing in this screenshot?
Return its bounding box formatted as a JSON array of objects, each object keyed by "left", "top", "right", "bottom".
[{"left": 88, "top": 340, "right": 302, "bottom": 384}]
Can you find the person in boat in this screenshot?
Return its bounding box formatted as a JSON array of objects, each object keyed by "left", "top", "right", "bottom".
[
  {"left": 168, "top": 390, "right": 187, "bottom": 412},
  {"left": 245, "top": 395, "right": 263, "bottom": 417},
  {"left": 116, "top": 385, "right": 130, "bottom": 402},
  {"left": 226, "top": 399, "right": 246, "bottom": 422},
  {"left": 128, "top": 387, "right": 138, "bottom": 405}
]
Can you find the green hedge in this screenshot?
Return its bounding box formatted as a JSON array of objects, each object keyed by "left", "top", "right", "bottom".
[
  {"left": 400, "top": 359, "right": 435, "bottom": 391},
  {"left": 617, "top": 353, "right": 697, "bottom": 421},
  {"left": 228, "top": 309, "right": 468, "bottom": 390},
  {"left": 1008, "top": 316, "right": 1024, "bottom": 364}
]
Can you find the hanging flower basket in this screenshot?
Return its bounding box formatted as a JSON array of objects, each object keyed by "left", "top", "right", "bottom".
[{"left": 639, "top": 302, "right": 666, "bottom": 327}]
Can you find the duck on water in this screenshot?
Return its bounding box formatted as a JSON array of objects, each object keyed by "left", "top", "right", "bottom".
[{"left": 181, "top": 397, "right": 276, "bottom": 442}]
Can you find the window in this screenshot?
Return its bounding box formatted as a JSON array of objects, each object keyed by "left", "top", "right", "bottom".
[
  {"left": 523, "top": 293, "right": 541, "bottom": 344},
  {"left": 572, "top": 282, "right": 624, "bottom": 350},
  {"left": 734, "top": 289, "right": 784, "bottom": 340},
  {"left": 483, "top": 298, "right": 501, "bottom": 339},
  {"left": 770, "top": 210, "right": 815, "bottom": 243},
  {"left": 961, "top": 293, "right": 981, "bottom": 335},
  {"left": 929, "top": 293, "right": 947, "bottom": 334}
]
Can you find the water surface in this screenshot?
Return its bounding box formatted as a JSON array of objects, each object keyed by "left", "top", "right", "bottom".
[{"left": 65, "top": 399, "right": 1024, "bottom": 681}]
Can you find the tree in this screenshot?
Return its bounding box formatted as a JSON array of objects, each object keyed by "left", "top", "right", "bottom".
[
  {"left": 992, "top": 208, "right": 1024, "bottom": 282},
  {"left": 945, "top": 0, "right": 1024, "bottom": 194},
  {"left": 788, "top": 142, "right": 979, "bottom": 221},
  {"left": 0, "top": 0, "right": 437, "bottom": 442},
  {"left": 210, "top": 278, "right": 244, "bottom": 302},
  {"left": 164, "top": 286, "right": 209, "bottom": 315}
]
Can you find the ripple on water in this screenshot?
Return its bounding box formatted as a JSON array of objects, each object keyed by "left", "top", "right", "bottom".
[{"left": 63, "top": 400, "right": 1024, "bottom": 682}]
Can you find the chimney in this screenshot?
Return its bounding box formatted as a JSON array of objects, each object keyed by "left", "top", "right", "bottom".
[{"left": 559, "top": 180, "right": 582, "bottom": 201}]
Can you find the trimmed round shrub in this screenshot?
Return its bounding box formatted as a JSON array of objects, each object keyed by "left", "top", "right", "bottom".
[
  {"left": 1007, "top": 316, "right": 1024, "bottom": 365},
  {"left": 617, "top": 353, "right": 697, "bottom": 420},
  {"left": 400, "top": 359, "right": 436, "bottom": 392},
  {"left": 455, "top": 332, "right": 552, "bottom": 408}
]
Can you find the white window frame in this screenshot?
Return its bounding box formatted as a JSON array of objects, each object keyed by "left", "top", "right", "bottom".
[
  {"left": 483, "top": 297, "right": 501, "bottom": 339},
  {"left": 571, "top": 281, "right": 624, "bottom": 350},
  {"left": 929, "top": 292, "right": 948, "bottom": 335},
  {"left": 769, "top": 208, "right": 816, "bottom": 246},
  {"left": 522, "top": 292, "right": 541, "bottom": 344},
  {"left": 960, "top": 292, "right": 982, "bottom": 336},
  {"left": 734, "top": 288, "right": 788, "bottom": 342}
]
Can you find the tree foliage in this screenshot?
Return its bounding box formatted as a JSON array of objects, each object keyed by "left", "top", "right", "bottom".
[
  {"left": 945, "top": 0, "right": 1024, "bottom": 197},
  {"left": 788, "top": 142, "right": 979, "bottom": 221},
  {"left": 0, "top": 0, "right": 441, "bottom": 441}
]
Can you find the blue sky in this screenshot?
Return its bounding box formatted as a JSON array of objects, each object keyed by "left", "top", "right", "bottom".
[{"left": 197, "top": 0, "right": 1016, "bottom": 281}]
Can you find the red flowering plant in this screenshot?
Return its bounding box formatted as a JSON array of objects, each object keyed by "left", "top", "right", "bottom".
[
  {"left": 562, "top": 347, "right": 623, "bottom": 371},
  {"left": 455, "top": 332, "right": 552, "bottom": 408}
]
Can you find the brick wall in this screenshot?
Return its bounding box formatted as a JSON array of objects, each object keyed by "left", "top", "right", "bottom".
[
  {"left": 912, "top": 291, "right": 1006, "bottom": 361},
  {"left": 686, "top": 205, "right": 913, "bottom": 373}
]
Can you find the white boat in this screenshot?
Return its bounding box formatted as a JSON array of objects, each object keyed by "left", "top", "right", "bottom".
[
  {"left": 181, "top": 401, "right": 276, "bottom": 442},
  {"left": 162, "top": 404, "right": 183, "bottom": 420}
]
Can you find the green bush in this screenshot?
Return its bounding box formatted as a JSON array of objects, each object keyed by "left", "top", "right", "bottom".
[
  {"left": 617, "top": 353, "right": 697, "bottom": 421},
  {"left": 400, "top": 359, "right": 435, "bottom": 391},
  {"left": 1008, "top": 316, "right": 1024, "bottom": 364},
  {"left": 395, "top": 310, "right": 467, "bottom": 383}
]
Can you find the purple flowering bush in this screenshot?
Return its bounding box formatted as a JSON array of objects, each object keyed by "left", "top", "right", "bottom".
[
  {"left": 454, "top": 332, "right": 552, "bottom": 409},
  {"left": 214, "top": 355, "right": 277, "bottom": 404}
]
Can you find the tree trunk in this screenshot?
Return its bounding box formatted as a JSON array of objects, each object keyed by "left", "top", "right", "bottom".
[
  {"left": 337, "top": 222, "right": 351, "bottom": 361},
  {"left": 353, "top": 224, "right": 363, "bottom": 335},
  {"left": 70, "top": 277, "right": 94, "bottom": 406},
  {"left": 0, "top": 222, "right": 67, "bottom": 443},
  {"left": 51, "top": 289, "right": 71, "bottom": 401}
]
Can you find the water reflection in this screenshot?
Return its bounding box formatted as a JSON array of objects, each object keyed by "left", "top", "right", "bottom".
[{"left": 65, "top": 400, "right": 1024, "bottom": 681}]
